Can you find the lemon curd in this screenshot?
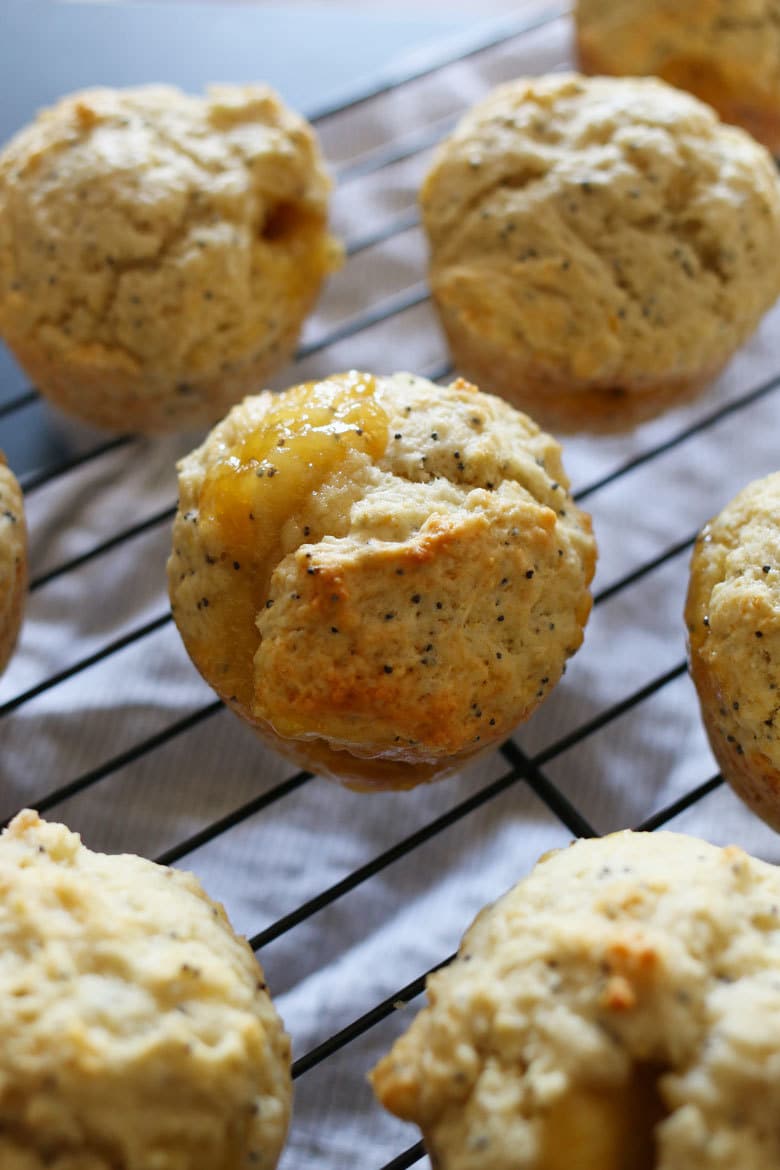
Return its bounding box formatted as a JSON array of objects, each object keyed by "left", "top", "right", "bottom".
[
  {"left": 540, "top": 1067, "right": 664, "bottom": 1170},
  {"left": 195, "top": 372, "right": 389, "bottom": 710}
]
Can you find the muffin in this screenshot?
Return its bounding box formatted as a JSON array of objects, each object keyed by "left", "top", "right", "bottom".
[
  {"left": 168, "top": 370, "right": 597, "bottom": 791},
  {"left": 685, "top": 472, "right": 780, "bottom": 831},
  {"left": 575, "top": 0, "right": 780, "bottom": 155},
  {"left": 420, "top": 74, "right": 780, "bottom": 433},
  {"left": 0, "top": 84, "right": 341, "bottom": 434},
  {"left": 0, "top": 809, "right": 291, "bottom": 1170},
  {"left": 0, "top": 452, "right": 27, "bottom": 674},
  {"left": 372, "top": 830, "right": 780, "bottom": 1170}
]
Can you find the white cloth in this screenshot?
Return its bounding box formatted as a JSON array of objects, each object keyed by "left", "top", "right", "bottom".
[{"left": 2, "top": 7, "right": 780, "bottom": 1167}]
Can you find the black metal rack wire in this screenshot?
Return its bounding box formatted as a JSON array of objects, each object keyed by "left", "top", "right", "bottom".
[{"left": 2, "top": 6, "right": 780, "bottom": 1167}]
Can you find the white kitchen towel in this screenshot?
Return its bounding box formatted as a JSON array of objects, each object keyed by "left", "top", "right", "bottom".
[{"left": 2, "top": 6, "right": 780, "bottom": 1167}]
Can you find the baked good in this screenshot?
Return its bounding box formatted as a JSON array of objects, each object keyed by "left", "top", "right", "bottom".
[
  {"left": 685, "top": 472, "right": 780, "bottom": 831},
  {"left": 0, "top": 84, "right": 341, "bottom": 434},
  {"left": 419, "top": 74, "right": 780, "bottom": 433},
  {"left": 372, "top": 829, "right": 780, "bottom": 1169},
  {"left": 0, "top": 808, "right": 291, "bottom": 1170},
  {"left": 0, "top": 452, "right": 27, "bottom": 673},
  {"left": 575, "top": 0, "right": 780, "bottom": 155},
  {"left": 168, "top": 370, "right": 596, "bottom": 791}
]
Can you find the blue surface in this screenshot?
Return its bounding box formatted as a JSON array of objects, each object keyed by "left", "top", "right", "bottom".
[
  {"left": 1, "top": 1, "right": 476, "bottom": 137},
  {"left": 0, "top": 0, "right": 492, "bottom": 472}
]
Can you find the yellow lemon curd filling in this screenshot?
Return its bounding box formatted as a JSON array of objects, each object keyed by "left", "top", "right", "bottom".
[
  {"left": 196, "top": 371, "right": 389, "bottom": 711},
  {"left": 540, "top": 1066, "right": 665, "bottom": 1170}
]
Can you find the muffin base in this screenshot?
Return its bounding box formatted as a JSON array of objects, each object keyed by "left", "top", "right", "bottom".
[
  {"left": 437, "top": 306, "right": 726, "bottom": 433},
  {"left": 244, "top": 708, "right": 501, "bottom": 792},
  {"left": 688, "top": 646, "right": 780, "bottom": 832},
  {"left": 0, "top": 569, "right": 25, "bottom": 675},
  {"left": 4, "top": 311, "right": 310, "bottom": 436},
  {"left": 0, "top": 459, "right": 27, "bottom": 675},
  {"left": 576, "top": 36, "right": 780, "bottom": 157}
]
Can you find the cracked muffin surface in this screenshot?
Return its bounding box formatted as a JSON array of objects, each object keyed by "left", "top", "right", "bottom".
[
  {"left": 0, "top": 84, "right": 340, "bottom": 433},
  {"left": 420, "top": 73, "right": 780, "bottom": 432},
  {"left": 686, "top": 472, "right": 780, "bottom": 830},
  {"left": 0, "top": 453, "right": 27, "bottom": 674},
  {"left": 168, "top": 371, "right": 596, "bottom": 790},
  {"left": 0, "top": 809, "right": 291, "bottom": 1170},
  {"left": 372, "top": 830, "right": 780, "bottom": 1170},
  {"left": 575, "top": 0, "right": 780, "bottom": 155}
]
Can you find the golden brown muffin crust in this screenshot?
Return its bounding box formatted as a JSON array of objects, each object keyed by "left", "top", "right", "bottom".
[
  {"left": 421, "top": 74, "right": 780, "bottom": 432},
  {"left": 168, "top": 371, "right": 596, "bottom": 789},
  {"left": 373, "top": 831, "right": 780, "bottom": 1170},
  {"left": 0, "top": 453, "right": 27, "bottom": 674},
  {"left": 0, "top": 85, "right": 341, "bottom": 433},
  {"left": 0, "top": 810, "right": 291, "bottom": 1170},
  {"left": 575, "top": 0, "right": 780, "bottom": 154},
  {"left": 686, "top": 472, "right": 780, "bottom": 830}
]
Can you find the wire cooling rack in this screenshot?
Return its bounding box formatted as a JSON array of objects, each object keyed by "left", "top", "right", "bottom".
[{"left": 3, "top": 5, "right": 780, "bottom": 1167}]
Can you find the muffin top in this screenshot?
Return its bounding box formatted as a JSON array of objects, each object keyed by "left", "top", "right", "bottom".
[
  {"left": 421, "top": 74, "right": 780, "bottom": 387},
  {"left": 0, "top": 809, "right": 291, "bottom": 1170},
  {"left": 168, "top": 371, "right": 596, "bottom": 781},
  {"left": 0, "top": 84, "right": 338, "bottom": 424},
  {"left": 0, "top": 454, "right": 26, "bottom": 673},
  {"left": 686, "top": 472, "right": 780, "bottom": 771},
  {"left": 576, "top": 0, "right": 780, "bottom": 106},
  {"left": 373, "top": 830, "right": 780, "bottom": 1170}
]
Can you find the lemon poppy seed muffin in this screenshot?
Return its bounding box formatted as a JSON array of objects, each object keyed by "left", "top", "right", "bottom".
[
  {"left": 575, "top": 0, "right": 780, "bottom": 155},
  {"left": 0, "top": 453, "right": 27, "bottom": 673},
  {"left": 168, "top": 371, "right": 597, "bottom": 791},
  {"left": 0, "top": 809, "right": 291, "bottom": 1170},
  {"left": 0, "top": 84, "right": 341, "bottom": 434},
  {"left": 686, "top": 473, "right": 780, "bottom": 831},
  {"left": 420, "top": 74, "right": 780, "bottom": 433},
  {"left": 372, "top": 830, "right": 780, "bottom": 1170}
]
